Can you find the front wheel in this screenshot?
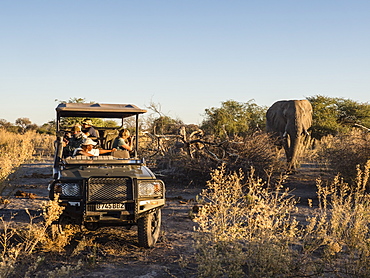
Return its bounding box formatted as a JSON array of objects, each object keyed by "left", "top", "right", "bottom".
[
  {"left": 47, "top": 215, "right": 80, "bottom": 238},
  {"left": 137, "top": 209, "right": 162, "bottom": 248}
]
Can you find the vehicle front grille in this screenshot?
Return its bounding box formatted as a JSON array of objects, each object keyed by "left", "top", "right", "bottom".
[{"left": 87, "top": 177, "right": 132, "bottom": 202}]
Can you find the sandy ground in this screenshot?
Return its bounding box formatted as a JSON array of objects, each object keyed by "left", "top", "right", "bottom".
[
  {"left": 0, "top": 159, "right": 327, "bottom": 277},
  {"left": 0, "top": 159, "right": 202, "bottom": 277}
]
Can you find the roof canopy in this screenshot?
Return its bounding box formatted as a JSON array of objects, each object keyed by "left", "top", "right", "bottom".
[{"left": 56, "top": 103, "right": 147, "bottom": 118}]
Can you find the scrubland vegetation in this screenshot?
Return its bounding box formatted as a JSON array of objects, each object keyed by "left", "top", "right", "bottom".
[
  {"left": 0, "top": 130, "right": 54, "bottom": 192},
  {"left": 1, "top": 95, "right": 370, "bottom": 276},
  {"left": 193, "top": 162, "right": 370, "bottom": 277}
]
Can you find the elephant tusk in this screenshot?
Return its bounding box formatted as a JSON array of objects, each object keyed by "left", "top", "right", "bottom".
[{"left": 283, "top": 131, "right": 287, "bottom": 138}]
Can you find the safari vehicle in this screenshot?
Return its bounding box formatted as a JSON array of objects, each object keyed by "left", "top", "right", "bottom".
[{"left": 49, "top": 103, "right": 165, "bottom": 248}]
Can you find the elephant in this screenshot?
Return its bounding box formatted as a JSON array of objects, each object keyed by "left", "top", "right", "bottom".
[{"left": 266, "top": 99, "right": 313, "bottom": 170}]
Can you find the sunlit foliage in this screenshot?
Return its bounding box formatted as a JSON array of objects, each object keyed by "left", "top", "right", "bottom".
[
  {"left": 308, "top": 95, "right": 370, "bottom": 139},
  {"left": 201, "top": 99, "right": 267, "bottom": 139}
]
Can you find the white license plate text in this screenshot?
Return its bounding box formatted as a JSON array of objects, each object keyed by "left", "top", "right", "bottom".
[{"left": 96, "top": 203, "right": 125, "bottom": 210}]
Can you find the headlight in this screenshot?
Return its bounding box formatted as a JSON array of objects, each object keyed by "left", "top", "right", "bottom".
[
  {"left": 55, "top": 183, "right": 81, "bottom": 197},
  {"left": 138, "top": 180, "right": 164, "bottom": 198}
]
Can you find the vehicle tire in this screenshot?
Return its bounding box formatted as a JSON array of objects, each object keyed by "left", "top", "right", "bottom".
[
  {"left": 55, "top": 215, "right": 81, "bottom": 235},
  {"left": 137, "top": 208, "right": 161, "bottom": 248}
]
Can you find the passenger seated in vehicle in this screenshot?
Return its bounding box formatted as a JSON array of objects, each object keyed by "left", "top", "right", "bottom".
[
  {"left": 63, "top": 125, "right": 86, "bottom": 157},
  {"left": 112, "top": 129, "right": 134, "bottom": 158},
  {"left": 73, "top": 138, "right": 116, "bottom": 157},
  {"left": 81, "top": 119, "right": 98, "bottom": 138},
  {"left": 72, "top": 124, "right": 86, "bottom": 138}
]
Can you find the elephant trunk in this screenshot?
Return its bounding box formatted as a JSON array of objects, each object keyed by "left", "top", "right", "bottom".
[
  {"left": 285, "top": 116, "right": 302, "bottom": 169},
  {"left": 287, "top": 134, "right": 300, "bottom": 169}
]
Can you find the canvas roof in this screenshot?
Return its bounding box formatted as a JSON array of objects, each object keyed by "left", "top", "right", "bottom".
[{"left": 56, "top": 103, "right": 147, "bottom": 118}]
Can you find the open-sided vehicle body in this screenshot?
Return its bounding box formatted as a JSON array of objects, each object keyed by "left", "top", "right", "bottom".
[{"left": 49, "top": 103, "right": 165, "bottom": 248}]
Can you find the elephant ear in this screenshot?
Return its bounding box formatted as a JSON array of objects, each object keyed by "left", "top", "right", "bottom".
[
  {"left": 266, "top": 101, "right": 290, "bottom": 133},
  {"left": 266, "top": 105, "right": 281, "bottom": 132},
  {"left": 299, "top": 100, "right": 313, "bottom": 130}
]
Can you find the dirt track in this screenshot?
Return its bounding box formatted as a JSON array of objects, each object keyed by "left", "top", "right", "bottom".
[
  {"left": 1, "top": 159, "right": 202, "bottom": 277},
  {"left": 0, "top": 159, "right": 327, "bottom": 277}
]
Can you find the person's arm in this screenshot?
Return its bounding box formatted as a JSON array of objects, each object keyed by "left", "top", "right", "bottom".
[
  {"left": 120, "top": 137, "right": 134, "bottom": 151},
  {"left": 77, "top": 150, "right": 94, "bottom": 156},
  {"left": 99, "top": 148, "right": 117, "bottom": 154}
]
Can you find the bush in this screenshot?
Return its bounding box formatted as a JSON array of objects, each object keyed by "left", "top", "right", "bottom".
[
  {"left": 152, "top": 132, "right": 284, "bottom": 187},
  {"left": 0, "top": 197, "right": 73, "bottom": 277},
  {"left": 315, "top": 129, "right": 370, "bottom": 188},
  {"left": 193, "top": 165, "right": 298, "bottom": 277},
  {"left": 308, "top": 95, "right": 370, "bottom": 139},
  {"left": 201, "top": 100, "right": 267, "bottom": 139},
  {"left": 193, "top": 163, "right": 370, "bottom": 277}
]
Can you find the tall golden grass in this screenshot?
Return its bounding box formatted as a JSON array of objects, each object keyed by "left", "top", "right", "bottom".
[
  {"left": 314, "top": 129, "right": 370, "bottom": 188},
  {"left": 0, "top": 129, "right": 54, "bottom": 187},
  {"left": 194, "top": 162, "right": 370, "bottom": 277}
]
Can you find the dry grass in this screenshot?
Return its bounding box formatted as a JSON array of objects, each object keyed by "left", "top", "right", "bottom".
[
  {"left": 0, "top": 130, "right": 35, "bottom": 183},
  {"left": 0, "top": 196, "right": 77, "bottom": 277},
  {"left": 193, "top": 162, "right": 370, "bottom": 277},
  {"left": 314, "top": 129, "right": 370, "bottom": 188},
  {"left": 0, "top": 130, "right": 54, "bottom": 194},
  {"left": 2, "top": 127, "right": 370, "bottom": 276},
  {"left": 193, "top": 165, "right": 297, "bottom": 277},
  {"left": 306, "top": 160, "right": 370, "bottom": 277}
]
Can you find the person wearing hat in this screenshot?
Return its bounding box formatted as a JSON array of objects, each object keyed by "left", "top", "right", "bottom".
[
  {"left": 82, "top": 119, "right": 98, "bottom": 138},
  {"left": 73, "top": 138, "right": 117, "bottom": 157}
]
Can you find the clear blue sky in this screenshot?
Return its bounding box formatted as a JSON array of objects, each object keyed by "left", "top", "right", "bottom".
[{"left": 1, "top": 1, "right": 369, "bottom": 125}]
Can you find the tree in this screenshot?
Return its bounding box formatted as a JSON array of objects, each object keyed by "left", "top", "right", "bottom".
[
  {"left": 201, "top": 100, "right": 267, "bottom": 139},
  {"left": 26, "top": 124, "right": 39, "bottom": 132},
  {"left": 103, "top": 120, "right": 120, "bottom": 128},
  {"left": 336, "top": 98, "right": 370, "bottom": 127},
  {"left": 146, "top": 100, "right": 183, "bottom": 134},
  {"left": 152, "top": 116, "right": 183, "bottom": 134},
  {"left": 37, "top": 120, "right": 56, "bottom": 135},
  {"left": 307, "top": 95, "right": 370, "bottom": 139},
  {"left": 55, "top": 97, "right": 87, "bottom": 104},
  {"left": 0, "top": 119, "right": 12, "bottom": 130},
  {"left": 15, "top": 118, "right": 33, "bottom": 134}
]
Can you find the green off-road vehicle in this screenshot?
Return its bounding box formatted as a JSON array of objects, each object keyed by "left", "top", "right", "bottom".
[{"left": 49, "top": 103, "right": 165, "bottom": 248}]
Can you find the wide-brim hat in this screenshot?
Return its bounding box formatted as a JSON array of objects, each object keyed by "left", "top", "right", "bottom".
[{"left": 82, "top": 138, "right": 97, "bottom": 146}]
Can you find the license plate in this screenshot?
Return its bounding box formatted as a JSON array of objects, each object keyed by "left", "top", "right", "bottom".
[{"left": 96, "top": 203, "right": 125, "bottom": 210}]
